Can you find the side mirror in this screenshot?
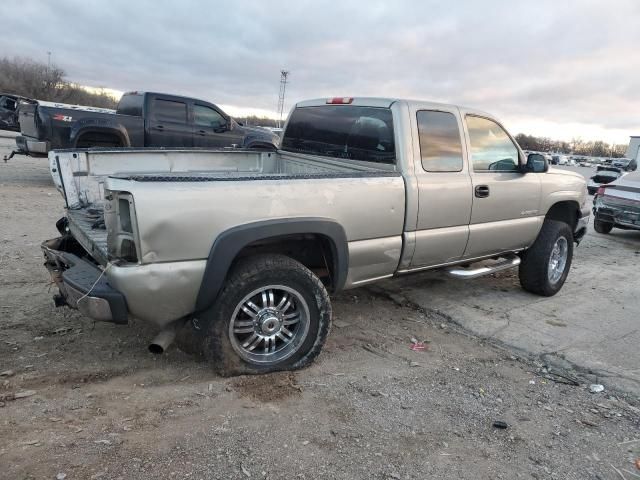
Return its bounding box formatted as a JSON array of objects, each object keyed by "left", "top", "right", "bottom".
[
  {"left": 213, "top": 121, "right": 229, "bottom": 133},
  {"left": 524, "top": 153, "right": 548, "bottom": 173}
]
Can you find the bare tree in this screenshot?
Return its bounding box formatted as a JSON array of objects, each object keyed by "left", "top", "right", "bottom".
[
  {"left": 0, "top": 56, "right": 118, "bottom": 108},
  {"left": 515, "top": 133, "right": 627, "bottom": 158}
]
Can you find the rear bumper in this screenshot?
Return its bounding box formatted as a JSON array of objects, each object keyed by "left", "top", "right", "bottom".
[
  {"left": 42, "top": 237, "right": 128, "bottom": 324},
  {"left": 594, "top": 203, "right": 640, "bottom": 230},
  {"left": 16, "top": 135, "right": 49, "bottom": 155},
  {"left": 574, "top": 207, "right": 590, "bottom": 243}
]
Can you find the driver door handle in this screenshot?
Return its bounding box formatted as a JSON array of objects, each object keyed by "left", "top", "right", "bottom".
[{"left": 475, "top": 185, "right": 490, "bottom": 198}]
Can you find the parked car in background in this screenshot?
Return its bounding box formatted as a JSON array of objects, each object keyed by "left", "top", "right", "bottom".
[
  {"left": 611, "top": 157, "right": 637, "bottom": 172},
  {"left": 42, "top": 96, "right": 589, "bottom": 375},
  {"left": 593, "top": 171, "right": 640, "bottom": 233},
  {"left": 578, "top": 159, "right": 592, "bottom": 167},
  {"left": 6, "top": 91, "right": 279, "bottom": 160},
  {"left": 587, "top": 166, "right": 624, "bottom": 194},
  {"left": 557, "top": 155, "right": 569, "bottom": 165},
  {"left": 0, "top": 93, "right": 30, "bottom": 131}
]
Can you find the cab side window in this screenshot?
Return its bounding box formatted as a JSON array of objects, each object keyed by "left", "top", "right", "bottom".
[
  {"left": 417, "top": 110, "right": 463, "bottom": 172},
  {"left": 152, "top": 99, "right": 187, "bottom": 124},
  {"left": 466, "top": 116, "right": 519, "bottom": 172},
  {"left": 194, "top": 105, "right": 226, "bottom": 128}
]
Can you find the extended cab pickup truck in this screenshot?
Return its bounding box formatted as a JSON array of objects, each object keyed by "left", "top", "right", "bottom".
[
  {"left": 42, "top": 97, "right": 589, "bottom": 375},
  {"left": 6, "top": 91, "right": 279, "bottom": 160}
]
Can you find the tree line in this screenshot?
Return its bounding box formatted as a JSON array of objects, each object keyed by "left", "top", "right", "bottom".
[
  {"left": 235, "top": 115, "right": 280, "bottom": 128},
  {"left": 0, "top": 56, "right": 117, "bottom": 109},
  {"left": 515, "top": 133, "right": 627, "bottom": 158}
]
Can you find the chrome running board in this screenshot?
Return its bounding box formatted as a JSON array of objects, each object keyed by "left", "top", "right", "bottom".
[{"left": 445, "top": 254, "right": 521, "bottom": 280}]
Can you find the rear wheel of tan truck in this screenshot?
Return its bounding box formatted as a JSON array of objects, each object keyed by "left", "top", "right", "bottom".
[
  {"left": 202, "top": 254, "right": 332, "bottom": 376},
  {"left": 519, "top": 219, "right": 573, "bottom": 297}
]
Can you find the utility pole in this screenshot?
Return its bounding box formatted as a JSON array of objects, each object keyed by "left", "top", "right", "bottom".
[
  {"left": 47, "top": 51, "right": 51, "bottom": 71},
  {"left": 277, "top": 70, "right": 289, "bottom": 128}
]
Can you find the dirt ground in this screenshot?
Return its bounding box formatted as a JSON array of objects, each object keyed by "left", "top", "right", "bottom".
[{"left": 1, "top": 139, "right": 639, "bottom": 480}]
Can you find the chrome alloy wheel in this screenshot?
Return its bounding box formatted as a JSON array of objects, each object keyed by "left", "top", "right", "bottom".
[
  {"left": 228, "top": 285, "right": 310, "bottom": 365},
  {"left": 548, "top": 237, "right": 568, "bottom": 285}
]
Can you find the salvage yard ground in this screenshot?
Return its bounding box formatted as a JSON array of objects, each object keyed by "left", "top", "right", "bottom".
[{"left": 0, "top": 134, "right": 638, "bottom": 479}]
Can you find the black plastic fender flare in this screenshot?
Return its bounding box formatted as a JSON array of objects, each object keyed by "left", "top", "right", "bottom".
[
  {"left": 71, "top": 121, "right": 131, "bottom": 147},
  {"left": 194, "top": 218, "right": 349, "bottom": 313}
]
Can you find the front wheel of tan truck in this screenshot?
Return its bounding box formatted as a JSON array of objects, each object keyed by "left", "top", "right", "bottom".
[
  {"left": 200, "top": 254, "right": 332, "bottom": 376},
  {"left": 518, "top": 220, "right": 574, "bottom": 297}
]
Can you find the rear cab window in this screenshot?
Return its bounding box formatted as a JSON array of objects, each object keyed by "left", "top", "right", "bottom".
[
  {"left": 116, "top": 93, "right": 144, "bottom": 116},
  {"left": 281, "top": 105, "right": 395, "bottom": 164}
]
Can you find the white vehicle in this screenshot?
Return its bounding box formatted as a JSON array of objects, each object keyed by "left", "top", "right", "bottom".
[
  {"left": 558, "top": 156, "right": 569, "bottom": 165},
  {"left": 626, "top": 136, "right": 640, "bottom": 164}
]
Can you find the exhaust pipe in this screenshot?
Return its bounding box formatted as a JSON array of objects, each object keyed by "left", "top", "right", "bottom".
[{"left": 149, "top": 323, "right": 178, "bottom": 354}]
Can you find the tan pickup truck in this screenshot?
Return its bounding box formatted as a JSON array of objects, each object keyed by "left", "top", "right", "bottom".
[{"left": 43, "top": 97, "right": 589, "bottom": 375}]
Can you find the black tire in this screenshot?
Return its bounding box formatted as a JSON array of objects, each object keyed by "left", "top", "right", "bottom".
[
  {"left": 201, "top": 254, "right": 331, "bottom": 376},
  {"left": 519, "top": 219, "right": 574, "bottom": 296},
  {"left": 593, "top": 216, "right": 614, "bottom": 234}
]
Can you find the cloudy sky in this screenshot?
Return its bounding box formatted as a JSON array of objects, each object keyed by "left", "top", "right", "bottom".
[{"left": 2, "top": 0, "right": 638, "bottom": 143}]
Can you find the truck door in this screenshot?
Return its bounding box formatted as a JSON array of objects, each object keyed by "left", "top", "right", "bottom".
[
  {"left": 462, "top": 114, "right": 542, "bottom": 259},
  {"left": 409, "top": 107, "right": 473, "bottom": 268},
  {"left": 146, "top": 96, "right": 193, "bottom": 148},
  {"left": 192, "top": 104, "right": 243, "bottom": 148}
]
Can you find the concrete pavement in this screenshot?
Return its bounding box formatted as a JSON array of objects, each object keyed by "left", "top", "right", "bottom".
[{"left": 377, "top": 206, "right": 640, "bottom": 397}]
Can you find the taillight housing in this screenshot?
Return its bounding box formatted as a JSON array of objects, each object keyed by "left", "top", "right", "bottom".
[{"left": 105, "top": 192, "right": 139, "bottom": 263}]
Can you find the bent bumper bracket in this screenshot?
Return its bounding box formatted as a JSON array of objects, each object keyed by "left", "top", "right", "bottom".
[{"left": 42, "top": 237, "right": 128, "bottom": 324}]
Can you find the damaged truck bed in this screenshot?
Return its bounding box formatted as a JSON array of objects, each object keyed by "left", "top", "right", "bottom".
[{"left": 46, "top": 146, "right": 402, "bottom": 330}]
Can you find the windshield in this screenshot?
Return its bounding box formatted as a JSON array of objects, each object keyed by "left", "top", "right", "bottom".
[{"left": 281, "top": 105, "right": 395, "bottom": 164}]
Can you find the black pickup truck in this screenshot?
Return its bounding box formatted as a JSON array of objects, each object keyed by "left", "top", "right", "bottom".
[{"left": 7, "top": 91, "right": 279, "bottom": 160}]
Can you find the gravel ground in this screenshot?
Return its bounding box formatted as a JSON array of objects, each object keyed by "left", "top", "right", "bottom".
[{"left": 1, "top": 141, "right": 639, "bottom": 480}]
